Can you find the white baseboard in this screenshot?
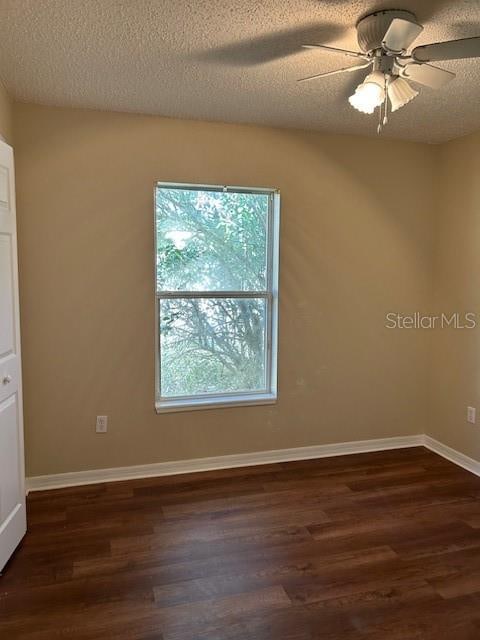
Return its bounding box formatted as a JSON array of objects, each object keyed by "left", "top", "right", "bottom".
[
  {"left": 25, "top": 433, "right": 480, "bottom": 493},
  {"left": 26, "top": 434, "right": 424, "bottom": 492},
  {"left": 423, "top": 435, "right": 480, "bottom": 478}
]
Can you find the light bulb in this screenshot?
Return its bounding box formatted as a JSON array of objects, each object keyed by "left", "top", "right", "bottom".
[
  {"left": 348, "top": 71, "right": 385, "bottom": 114},
  {"left": 387, "top": 77, "right": 419, "bottom": 112}
]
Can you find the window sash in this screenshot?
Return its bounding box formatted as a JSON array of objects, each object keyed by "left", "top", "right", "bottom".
[
  {"left": 154, "top": 183, "right": 279, "bottom": 411},
  {"left": 156, "top": 293, "right": 273, "bottom": 402}
]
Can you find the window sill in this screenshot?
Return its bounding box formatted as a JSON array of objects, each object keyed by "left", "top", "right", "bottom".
[{"left": 155, "top": 393, "right": 277, "bottom": 414}]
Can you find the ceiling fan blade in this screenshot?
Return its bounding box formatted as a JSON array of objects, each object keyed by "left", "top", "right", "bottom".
[
  {"left": 412, "top": 36, "right": 480, "bottom": 62},
  {"left": 399, "top": 62, "right": 455, "bottom": 89},
  {"left": 298, "top": 60, "right": 371, "bottom": 82},
  {"left": 382, "top": 18, "right": 423, "bottom": 52},
  {"left": 302, "top": 44, "right": 366, "bottom": 59}
]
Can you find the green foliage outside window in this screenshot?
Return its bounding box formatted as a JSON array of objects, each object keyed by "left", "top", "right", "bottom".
[{"left": 156, "top": 187, "right": 270, "bottom": 397}]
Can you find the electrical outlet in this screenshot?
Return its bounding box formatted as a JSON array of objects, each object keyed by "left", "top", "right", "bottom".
[
  {"left": 467, "top": 406, "right": 476, "bottom": 424},
  {"left": 96, "top": 415, "right": 108, "bottom": 433}
]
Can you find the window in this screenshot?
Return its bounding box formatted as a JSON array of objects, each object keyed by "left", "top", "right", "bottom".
[{"left": 155, "top": 183, "right": 279, "bottom": 413}]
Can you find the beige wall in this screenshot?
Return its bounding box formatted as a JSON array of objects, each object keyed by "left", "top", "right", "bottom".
[
  {"left": 0, "top": 81, "right": 12, "bottom": 144},
  {"left": 14, "top": 103, "right": 436, "bottom": 476},
  {"left": 428, "top": 130, "right": 480, "bottom": 460}
]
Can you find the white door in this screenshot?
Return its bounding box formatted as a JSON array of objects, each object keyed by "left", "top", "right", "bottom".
[{"left": 0, "top": 140, "right": 26, "bottom": 571}]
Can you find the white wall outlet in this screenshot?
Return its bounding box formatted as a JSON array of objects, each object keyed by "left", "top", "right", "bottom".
[
  {"left": 467, "top": 406, "right": 476, "bottom": 424},
  {"left": 96, "top": 415, "right": 108, "bottom": 433}
]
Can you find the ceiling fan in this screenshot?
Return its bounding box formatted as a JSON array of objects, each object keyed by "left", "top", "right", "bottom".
[{"left": 298, "top": 10, "right": 480, "bottom": 131}]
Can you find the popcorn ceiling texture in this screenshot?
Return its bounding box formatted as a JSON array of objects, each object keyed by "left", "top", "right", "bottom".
[{"left": 1, "top": 0, "right": 479, "bottom": 142}]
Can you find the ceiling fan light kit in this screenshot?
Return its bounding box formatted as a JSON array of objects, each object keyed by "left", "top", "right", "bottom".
[{"left": 299, "top": 9, "right": 480, "bottom": 131}]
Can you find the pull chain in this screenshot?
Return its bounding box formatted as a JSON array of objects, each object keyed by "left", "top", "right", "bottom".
[
  {"left": 377, "top": 76, "right": 389, "bottom": 135},
  {"left": 383, "top": 76, "right": 389, "bottom": 127}
]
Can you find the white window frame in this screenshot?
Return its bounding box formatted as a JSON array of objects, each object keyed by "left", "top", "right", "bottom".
[{"left": 154, "top": 182, "right": 280, "bottom": 414}]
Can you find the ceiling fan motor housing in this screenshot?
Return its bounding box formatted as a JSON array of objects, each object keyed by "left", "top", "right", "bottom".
[{"left": 356, "top": 9, "right": 418, "bottom": 53}]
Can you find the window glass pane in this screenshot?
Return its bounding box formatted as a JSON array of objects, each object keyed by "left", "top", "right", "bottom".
[
  {"left": 156, "top": 187, "right": 268, "bottom": 291},
  {"left": 159, "top": 297, "right": 267, "bottom": 397}
]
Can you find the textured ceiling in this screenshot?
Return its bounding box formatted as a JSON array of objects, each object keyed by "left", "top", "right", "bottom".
[{"left": 0, "top": 0, "right": 479, "bottom": 142}]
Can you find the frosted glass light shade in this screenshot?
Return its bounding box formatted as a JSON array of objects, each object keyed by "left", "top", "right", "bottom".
[
  {"left": 387, "top": 76, "right": 419, "bottom": 112},
  {"left": 348, "top": 71, "right": 385, "bottom": 114}
]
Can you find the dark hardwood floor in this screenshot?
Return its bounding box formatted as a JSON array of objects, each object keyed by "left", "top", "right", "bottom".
[{"left": 2, "top": 447, "right": 480, "bottom": 639}]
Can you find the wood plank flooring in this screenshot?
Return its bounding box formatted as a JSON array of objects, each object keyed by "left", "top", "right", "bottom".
[{"left": 2, "top": 447, "right": 480, "bottom": 639}]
